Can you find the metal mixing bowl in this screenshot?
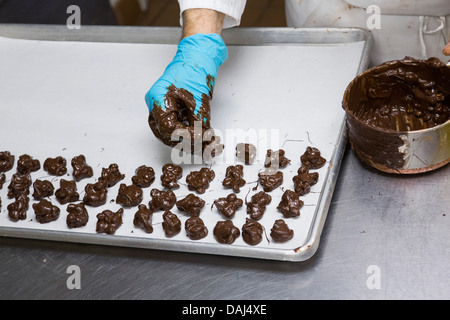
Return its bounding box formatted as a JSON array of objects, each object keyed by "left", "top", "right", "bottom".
[{"left": 342, "top": 58, "right": 450, "bottom": 174}]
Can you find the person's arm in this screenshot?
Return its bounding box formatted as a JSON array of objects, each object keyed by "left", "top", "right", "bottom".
[
  {"left": 145, "top": 8, "right": 229, "bottom": 156},
  {"left": 182, "top": 8, "right": 225, "bottom": 38},
  {"left": 443, "top": 41, "right": 450, "bottom": 56}
]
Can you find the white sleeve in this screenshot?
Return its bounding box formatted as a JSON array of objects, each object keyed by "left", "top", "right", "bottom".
[{"left": 178, "top": 0, "right": 247, "bottom": 28}]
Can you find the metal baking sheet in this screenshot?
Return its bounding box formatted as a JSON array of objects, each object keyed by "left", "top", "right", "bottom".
[{"left": 0, "top": 25, "right": 371, "bottom": 261}]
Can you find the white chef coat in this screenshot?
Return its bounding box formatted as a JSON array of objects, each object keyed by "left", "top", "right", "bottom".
[
  {"left": 285, "top": 0, "right": 450, "bottom": 66},
  {"left": 178, "top": 0, "right": 449, "bottom": 66}
]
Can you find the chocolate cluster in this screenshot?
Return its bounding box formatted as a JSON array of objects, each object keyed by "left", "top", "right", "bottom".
[
  {"left": 43, "top": 156, "right": 67, "bottom": 176},
  {"left": 270, "top": 219, "right": 294, "bottom": 242},
  {"left": 32, "top": 180, "right": 54, "bottom": 200},
  {"left": 96, "top": 208, "right": 123, "bottom": 235},
  {"left": 185, "top": 216, "right": 208, "bottom": 240},
  {"left": 133, "top": 204, "right": 154, "bottom": 233},
  {"left": 186, "top": 167, "right": 215, "bottom": 194},
  {"left": 116, "top": 183, "right": 143, "bottom": 207},
  {"left": 132, "top": 165, "right": 155, "bottom": 188},
  {"left": 7, "top": 173, "right": 32, "bottom": 199},
  {"left": 242, "top": 218, "right": 264, "bottom": 246},
  {"left": 0, "top": 151, "right": 14, "bottom": 172},
  {"left": 246, "top": 191, "right": 272, "bottom": 220},
  {"left": 277, "top": 190, "right": 303, "bottom": 218},
  {"left": 33, "top": 199, "right": 60, "bottom": 223},
  {"left": 66, "top": 202, "right": 89, "bottom": 229},
  {"left": 149, "top": 188, "right": 176, "bottom": 211},
  {"left": 292, "top": 166, "right": 319, "bottom": 196},
  {"left": 161, "top": 163, "right": 183, "bottom": 189},
  {"left": 213, "top": 193, "right": 243, "bottom": 218},
  {"left": 300, "top": 147, "right": 326, "bottom": 169},
  {"left": 55, "top": 179, "right": 79, "bottom": 204},
  {"left": 83, "top": 180, "right": 108, "bottom": 207},
  {"left": 264, "top": 149, "right": 290, "bottom": 169},
  {"left": 258, "top": 169, "right": 283, "bottom": 192},
  {"left": 71, "top": 155, "right": 94, "bottom": 181},
  {"left": 222, "top": 165, "right": 246, "bottom": 193},
  {"left": 162, "top": 210, "right": 181, "bottom": 237},
  {"left": 17, "top": 154, "right": 40, "bottom": 174},
  {"left": 176, "top": 193, "right": 205, "bottom": 216},
  {"left": 99, "top": 163, "right": 125, "bottom": 187},
  {"left": 214, "top": 220, "right": 240, "bottom": 244},
  {"left": 7, "top": 194, "right": 29, "bottom": 221}
]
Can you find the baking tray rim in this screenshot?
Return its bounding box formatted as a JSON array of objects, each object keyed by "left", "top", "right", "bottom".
[{"left": 0, "top": 25, "right": 372, "bottom": 262}]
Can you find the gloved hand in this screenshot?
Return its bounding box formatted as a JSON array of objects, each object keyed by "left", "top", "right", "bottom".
[{"left": 145, "top": 33, "right": 228, "bottom": 155}]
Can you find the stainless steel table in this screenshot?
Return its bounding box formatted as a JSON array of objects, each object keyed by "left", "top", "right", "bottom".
[{"left": 1, "top": 146, "right": 449, "bottom": 300}]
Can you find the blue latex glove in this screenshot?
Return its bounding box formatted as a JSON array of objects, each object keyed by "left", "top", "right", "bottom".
[{"left": 145, "top": 33, "right": 228, "bottom": 148}]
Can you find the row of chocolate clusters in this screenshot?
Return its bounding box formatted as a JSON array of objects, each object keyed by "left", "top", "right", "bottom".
[{"left": 0, "top": 145, "right": 326, "bottom": 245}]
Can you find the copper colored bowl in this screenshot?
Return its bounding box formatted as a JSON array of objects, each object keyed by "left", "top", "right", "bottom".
[{"left": 342, "top": 57, "right": 450, "bottom": 174}]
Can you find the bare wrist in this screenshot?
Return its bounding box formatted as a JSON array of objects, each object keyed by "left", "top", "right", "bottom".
[{"left": 182, "top": 9, "right": 225, "bottom": 38}]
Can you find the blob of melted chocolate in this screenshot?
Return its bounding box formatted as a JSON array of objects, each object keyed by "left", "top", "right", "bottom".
[
  {"left": 176, "top": 193, "right": 205, "bottom": 216},
  {"left": 149, "top": 188, "right": 176, "bottom": 211},
  {"left": 292, "top": 166, "right": 319, "bottom": 196},
  {"left": 185, "top": 167, "right": 215, "bottom": 194},
  {"left": 66, "top": 202, "right": 89, "bottom": 229},
  {"left": 213, "top": 193, "right": 243, "bottom": 218},
  {"left": 185, "top": 216, "right": 208, "bottom": 240},
  {"left": 7, "top": 173, "right": 32, "bottom": 199},
  {"left": 71, "top": 155, "right": 94, "bottom": 181},
  {"left": 133, "top": 204, "right": 154, "bottom": 233},
  {"left": 17, "top": 154, "right": 40, "bottom": 174},
  {"left": 264, "top": 149, "right": 291, "bottom": 168},
  {"left": 214, "top": 220, "right": 240, "bottom": 244},
  {"left": 116, "top": 183, "right": 143, "bottom": 207},
  {"left": 246, "top": 191, "right": 272, "bottom": 220},
  {"left": 33, "top": 199, "right": 60, "bottom": 223},
  {"left": 162, "top": 210, "right": 181, "bottom": 237},
  {"left": 270, "top": 219, "right": 294, "bottom": 242},
  {"left": 132, "top": 165, "right": 155, "bottom": 188},
  {"left": 96, "top": 208, "right": 124, "bottom": 235},
  {"left": 277, "top": 190, "right": 303, "bottom": 218},
  {"left": 99, "top": 163, "right": 125, "bottom": 188},
  {"left": 7, "top": 194, "right": 29, "bottom": 221},
  {"left": 222, "top": 165, "right": 246, "bottom": 193},
  {"left": 148, "top": 81, "right": 223, "bottom": 158},
  {"left": 55, "top": 179, "right": 79, "bottom": 204},
  {"left": 0, "top": 151, "right": 14, "bottom": 173},
  {"left": 161, "top": 163, "right": 183, "bottom": 189},
  {"left": 83, "top": 180, "right": 108, "bottom": 207},
  {"left": 300, "top": 147, "right": 326, "bottom": 169},
  {"left": 43, "top": 156, "right": 67, "bottom": 176},
  {"left": 258, "top": 169, "right": 283, "bottom": 192},
  {"left": 242, "top": 218, "right": 264, "bottom": 246},
  {"left": 32, "top": 179, "right": 55, "bottom": 200}
]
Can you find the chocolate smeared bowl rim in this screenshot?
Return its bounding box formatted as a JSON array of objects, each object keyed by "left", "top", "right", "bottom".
[
  {"left": 342, "top": 57, "right": 450, "bottom": 174},
  {"left": 342, "top": 57, "right": 450, "bottom": 135}
]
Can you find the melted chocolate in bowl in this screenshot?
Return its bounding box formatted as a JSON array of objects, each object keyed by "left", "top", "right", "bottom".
[{"left": 343, "top": 57, "right": 450, "bottom": 174}]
